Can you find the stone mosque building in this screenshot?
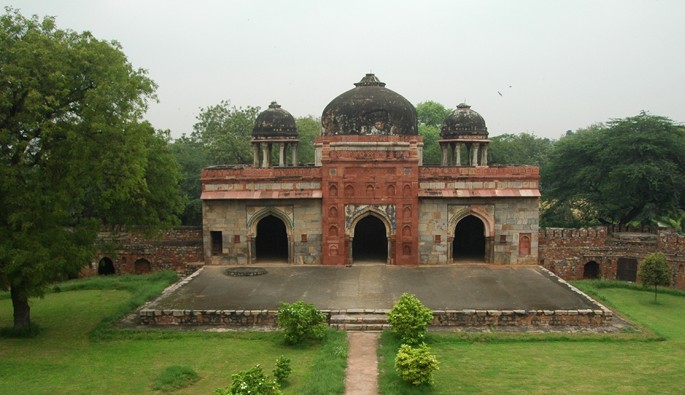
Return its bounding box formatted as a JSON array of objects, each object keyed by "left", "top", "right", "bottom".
[{"left": 200, "top": 74, "right": 541, "bottom": 266}]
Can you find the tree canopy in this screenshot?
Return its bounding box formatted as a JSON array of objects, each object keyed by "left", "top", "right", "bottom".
[
  {"left": 638, "top": 252, "right": 670, "bottom": 303},
  {"left": 488, "top": 132, "right": 555, "bottom": 168},
  {"left": 0, "top": 8, "right": 182, "bottom": 330},
  {"left": 541, "top": 113, "right": 685, "bottom": 227},
  {"left": 416, "top": 101, "right": 449, "bottom": 165}
]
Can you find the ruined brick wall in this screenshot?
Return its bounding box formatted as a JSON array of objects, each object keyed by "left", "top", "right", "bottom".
[
  {"left": 87, "top": 227, "right": 203, "bottom": 276},
  {"left": 539, "top": 226, "right": 685, "bottom": 290}
]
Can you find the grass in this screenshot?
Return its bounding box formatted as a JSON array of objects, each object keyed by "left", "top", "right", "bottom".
[
  {"left": 0, "top": 273, "right": 347, "bottom": 394},
  {"left": 151, "top": 366, "right": 199, "bottom": 392},
  {"left": 378, "top": 281, "right": 685, "bottom": 394}
]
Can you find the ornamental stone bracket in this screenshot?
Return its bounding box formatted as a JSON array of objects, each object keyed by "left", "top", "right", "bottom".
[{"left": 344, "top": 204, "right": 396, "bottom": 236}]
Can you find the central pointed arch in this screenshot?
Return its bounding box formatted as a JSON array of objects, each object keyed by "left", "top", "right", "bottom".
[
  {"left": 448, "top": 207, "right": 494, "bottom": 263},
  {"left": 247, "top": 207, "right": 293, "bottom": 264},
  {"left": 352, "top": 215, "right": 388, "bottom": 263}
]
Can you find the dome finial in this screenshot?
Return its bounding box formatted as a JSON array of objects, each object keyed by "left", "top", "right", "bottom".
[{"left": 354, "top": 73, "right": 386, "bottom": 87}]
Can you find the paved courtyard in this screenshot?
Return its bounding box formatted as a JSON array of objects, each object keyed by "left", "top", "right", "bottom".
[{"left": 148, "top": 264, "right": 599, "bottom": 311}]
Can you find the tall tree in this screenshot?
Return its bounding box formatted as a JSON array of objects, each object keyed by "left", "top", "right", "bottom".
[
  {"left": 416, "top": 101, "right": 450, "bottom": 127},
  {"left": 191, "top": 101, "right": 260, "bottom": 165},
  {"left": 416, "top": 101, "right": 449, "bottom": 165},
  {"left": 541, "top": 113, "right": 685, "bottom": 227},
  {"left": 170, "top": 134, "right": 209, "bottom": 225},
  {"left": 295, "top": 116, "right": 321, "bottom": 165},
  {"left": 488, "top": 132, "right": 555, "bottom": 168},
  {"left": 0, "top": 9, "right": 182, "bottom": 330}
]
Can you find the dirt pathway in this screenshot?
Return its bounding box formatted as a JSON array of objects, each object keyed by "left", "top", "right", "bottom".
[{"left": 345, "top": 332, "right": 380, "bottom": 395}]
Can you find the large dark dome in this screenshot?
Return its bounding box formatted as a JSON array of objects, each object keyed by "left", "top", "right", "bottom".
[
  {"left": 441, "top": 103, "right": 488, "bottom": 138},
  {"left": 252, "top": 101, "right": 298, "bottom": 139},
  {"left": 321, "top": 74, "right": 418, "bottom": 136}
]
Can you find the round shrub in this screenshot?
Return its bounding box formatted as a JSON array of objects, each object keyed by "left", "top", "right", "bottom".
[
  {"left": 387, "top": 293, "right": 434, "bottom": 345},
  {"left": 394, "top": 343, "right": 439, "bottom": 386},
  {"left": 277, "top": 301, "right": 327, "bottom": 345}
]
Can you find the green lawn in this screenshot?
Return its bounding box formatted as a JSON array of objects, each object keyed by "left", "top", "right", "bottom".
[
  {"left": 0, "top": 274, "right": 346, "bottom": 394},
  {"left": 379, "top": 283, "right": 685, "bottom": 394}
]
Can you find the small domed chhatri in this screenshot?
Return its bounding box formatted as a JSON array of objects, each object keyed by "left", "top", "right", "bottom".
[
  {"left": 439, "top": 103, "right": 490, "bottom": 167},
  {"left": 251, "top": 101, "right": 299, "bottom": 168},
  {"left": 441, "top": 103, "right": 488, "bottom": 139},
  {"left": 321, "top": 73, "right": 418, "bottom": 136},
  {"left": 252, "top": 101, "right": 298, "bottom": 139}
]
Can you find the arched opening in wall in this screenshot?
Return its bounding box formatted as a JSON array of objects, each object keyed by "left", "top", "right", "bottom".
[
  {"left": 583, "top": 261, "right": 600, "bottom": 279},
  {"left": 256, "top": 215, "right": 288, "bottom": 262},
  {"left": 617, "top": 257, "right": 638, "bottom": 282},
  {"left": 98, "top": 257, "right": 115, "bottom": 275},
  {"left": 453, "top": 215, "right": 485, "bottom": 262},
  {"left": 353, "top": 215, "right": 388, "bottom": 263},
  {"left": 134, "top": 259, "right": 152, "bottom": 274}
]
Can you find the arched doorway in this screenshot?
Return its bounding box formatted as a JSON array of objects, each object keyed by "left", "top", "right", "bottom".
[
  {"left": 584, "top": 261, "right": 600, "bottom": 279},
  {"left": 134, "top": 259, "right": 151, "bottom": 274},
  {"left": 352, "top": 215, "right": 388, "bottom": 263},
  {"left": 255, "top": 215, "right": 288, "bottom": 262},
  {"left": 453, "top": 215, "right": 485, "bottom": 262},
  {"left": 98, "top": 257, "right": 115, "bottom": 275}
]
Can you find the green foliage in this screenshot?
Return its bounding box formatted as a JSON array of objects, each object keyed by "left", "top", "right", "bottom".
[
  {"left": 488, "top": 132, "right": 555, "bottom": 167},
  {"left": 152, "top": 365, "right": 199, "bottom": 392},
  {"left": 295, "top": 116, "right": 321, "bottom": 165},
  {"left": 387, "top": 293, "right": 434, "bottom": 345},
  {"left": 416, "top": 101, "right": 450, "bottom": 127},
  {"left": 277, "top": 301, "right": 327, "bottom": 345},
  {"left": 215, "top": 364, "right": 282, "bottom": 395},
  {"left": 0, "top": 8, "right": 182, "bottom": 330},
  {"left": 394, "top": 343, "right": 439, "bottom": 386},
  {"left": 542, "top": 114, "right": 685, "bottom": 227},
  {"left": 169, "top": 134, "right": 210, "bottom": 225},
  {"left": 272, "top": 355, "right": 292, "bottom": 385},
  {"left": 418, "top": 125, "right": 441, "bottom": 165},
  {"left": 639, "top": 252, "right": 671, "bottom": 303},
  {"left": 191, "top": 100, "right": 260, "bottom": 165}
]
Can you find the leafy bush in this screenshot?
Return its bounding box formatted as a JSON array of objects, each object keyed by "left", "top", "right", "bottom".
[
  {"left": 215, "top": 364, "right": 281, "bottom": 395},
  {"left": 394, "top": 343, "right": 439, "bottom": 386},
  {"left": 272, "top": 355, "right": 292, "bottom": 385},
  {"left": 387, "top": 293, "right": 434, "bottom": 345},
  {"left": 639, "top": 252, "right": 671, "bottom": 302},
  {"left": 277, "top": 301, "right": 327, "bottom": 345},
  {"left": 152, "top": 365, "right": 199, "bottom": 392}
]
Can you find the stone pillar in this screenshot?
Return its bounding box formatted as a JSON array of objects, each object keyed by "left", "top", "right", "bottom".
[
  {"left": 252, "top": 143, "right": 260, "bottom": 167},
  {"left": 455, "top": 143, "right": 461, "bottom": 166},
  {"left": 278, "top": 143, "right": 286, "bottom": 167},
  {"left": 472, "top": 143, "right": 479, "bottom": 166},
  {"left": 481, "top": 144, "right": 488, "bottom": 166},
  {"left": 261, "top": 143, "right": 270, "bottom": 168},
  {"left": 440, "top": 143, "right": 449, "bottom": 166},
  {"left": 291, "top": 143, "right": 298, "bottom": 166}
]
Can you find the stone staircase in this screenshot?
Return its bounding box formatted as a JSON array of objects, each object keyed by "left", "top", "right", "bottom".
[{"left": 329, "top": 309, "right": 390, "bottom": 331}]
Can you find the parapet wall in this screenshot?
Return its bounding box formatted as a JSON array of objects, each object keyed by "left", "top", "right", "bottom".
[
  {"left": 539, "top": 226, "right": 685, "bottom": 289},
  {"left": 87, "top": 227, "right": 204, "bottom": 276}
]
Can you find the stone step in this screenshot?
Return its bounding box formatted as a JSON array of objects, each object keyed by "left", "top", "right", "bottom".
[{"left": 329, "top": 312, "right": 389, "bottom": 331}]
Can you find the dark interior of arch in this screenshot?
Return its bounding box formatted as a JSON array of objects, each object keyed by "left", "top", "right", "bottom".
[
  {"left": 98, "top": 257, "right": 115, "bottom": 275},
  {"left": 353, "top": 215, "right": 387, "bottom": 262},
  {"left": 453, "top": 215, "right": 485, "bottom": 261},
  {"left": 256, "top": 215, "right": 288, "bottom": 262},
  {"left": 584, "top": 261, "right": 600, "bottom": 279}
]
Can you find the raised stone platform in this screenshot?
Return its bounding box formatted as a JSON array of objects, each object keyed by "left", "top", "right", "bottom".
[{"left": 138, "top": 264, "right": 612, "bottom": 330}]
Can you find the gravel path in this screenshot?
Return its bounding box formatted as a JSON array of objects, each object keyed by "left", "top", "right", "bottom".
[{"left": 345, "top": 332, "right": 380, "bottom": 395}]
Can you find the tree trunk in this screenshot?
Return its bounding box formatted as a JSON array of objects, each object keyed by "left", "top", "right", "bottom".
[{"left": 11, "top": 287, "right": 31, "bottom": 330}]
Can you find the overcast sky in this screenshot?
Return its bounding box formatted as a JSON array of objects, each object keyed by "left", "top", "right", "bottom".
[{"left": 3, "top": 0, "right": 684, "bottom": 139}]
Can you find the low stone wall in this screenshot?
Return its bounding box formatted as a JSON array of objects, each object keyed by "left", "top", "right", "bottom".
[
  {"left": 431, "top": 308, "right": 611, "bottom": 327},
  {"left": 138, "top": 309, "right": 280, "bottom": 327},
  {"left": 138, "top": 307, "right": 612, "bottom": 328}
]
